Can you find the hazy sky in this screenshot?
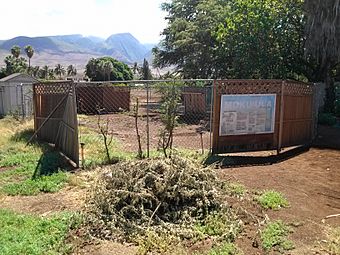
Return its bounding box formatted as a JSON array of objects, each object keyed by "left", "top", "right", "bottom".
[{"left": 0, "top": 0, "right": 167, "bottom": 43}]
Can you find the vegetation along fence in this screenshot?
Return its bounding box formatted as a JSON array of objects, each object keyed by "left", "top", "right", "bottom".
[
  {"left": 76, "top": 80, "right": 213, "bottom": 167},
  {"left": 31, "top": 79, "right": 316, "bottom": 167}
]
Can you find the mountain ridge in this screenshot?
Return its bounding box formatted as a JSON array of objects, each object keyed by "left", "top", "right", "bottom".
[{"left": 0, "top": 33, "right": 156, "bottom": 68}]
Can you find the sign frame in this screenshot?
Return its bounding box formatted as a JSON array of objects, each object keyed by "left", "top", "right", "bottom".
[{"left": 219, "top": 93, "right": 277, "bottom": 136}]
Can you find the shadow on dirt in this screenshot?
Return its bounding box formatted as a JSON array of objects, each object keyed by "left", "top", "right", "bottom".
[
  {"left": 313, "top": 125, "right": 340, "bottom": 150},
  {"left": 204, "top": 146, "right": 310, "bottom": 168}
]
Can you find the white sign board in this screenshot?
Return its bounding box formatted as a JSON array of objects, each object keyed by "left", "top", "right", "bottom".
[{"left": 219, "top": 94, "right": 276, "bottom": 136}]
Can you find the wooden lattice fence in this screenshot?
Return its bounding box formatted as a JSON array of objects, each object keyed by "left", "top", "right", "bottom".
[
  {"left": 33, "top": 82, "right": 79, "bottom": 165},
  {"left": 212, "top": 80, "right": 315, "bottom": 154}
]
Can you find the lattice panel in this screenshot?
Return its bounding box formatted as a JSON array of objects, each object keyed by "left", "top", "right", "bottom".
[
  {"left": 216, "top": 80, "right": 282, "bottom": 95},
  {"left": 34, "top": 82, "right": 72, "bottom": 95},
  {"left": 284, "top": 81, "right": 313, "bottom": 96}
]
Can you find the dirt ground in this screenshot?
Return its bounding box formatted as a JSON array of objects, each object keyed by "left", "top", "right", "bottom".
[
  {"left": 1, "top": 124, "right": 339, "bottom": 254},
  {"left": 79, "top": 113, "right": 211, "bottom": 153},
  {"left": 220, "top": 147, "right": 340, "bottom": 254}
]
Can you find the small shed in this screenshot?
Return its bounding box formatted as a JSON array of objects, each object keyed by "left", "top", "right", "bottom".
[{"left": 0, "top": 73, "right": 38, "bottom": 117}]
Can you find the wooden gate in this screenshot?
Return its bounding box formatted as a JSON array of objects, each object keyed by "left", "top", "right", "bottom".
[
  {"left": 33, "top": 81, "right": 79, "bottom": 166},
  {"left": 212, "top": 80, "right": 314, "bottom": 154}
]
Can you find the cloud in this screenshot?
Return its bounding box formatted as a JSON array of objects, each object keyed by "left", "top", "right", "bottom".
[{"left": 0, "top": 0, "right": 166, "bottom": 43}]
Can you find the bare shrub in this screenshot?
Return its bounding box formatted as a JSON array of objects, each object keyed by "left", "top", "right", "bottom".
[{"left": 84, "top": 156, "right": 229, "bottom": 241}]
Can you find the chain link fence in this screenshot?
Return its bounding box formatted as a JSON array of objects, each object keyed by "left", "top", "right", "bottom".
[{"left": 75, "top": 80, "right": 214, "bottom": 167}]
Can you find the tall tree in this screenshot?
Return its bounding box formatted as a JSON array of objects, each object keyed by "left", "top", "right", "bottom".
[
  {"left": 154, "top": 0, "right": 310, "bottom": 80},
  {"left": 48, "top": 69, "right": 56, "bottom": 80},
  {"left": 217, "top": 0, "right": 307, "bottom": 79},
  {"left": 67, "top": 64, "right": 77, "bottom": 77},
  {"left": 141, "top": 58, "right": 152, "bottom": 80},
  {"left": 85, "top": 57, "right": 133, "bottom": 81},
  {"left": 3, "top": 55, "right": 27, "bottom": 75},
  {"left": 304, "top": 0, "right": 340, "bottom": 112},
  {"left": 32, "top": 66, "right": 40, "bottom": 78},
  {"left": 41, "top": 65, "right": 49, "bottom": 79},
  {"left": 54, "top": 64, "right": 65, "bottom": 79},
  {"left": 153, "top": 0, "right": 228, "bottom": 79},
  {"left": 24, "top": 45, "right": 34, "bottom": 71},
  {"left": 11, "top": 45, "right": 21, "bottom": 59}
]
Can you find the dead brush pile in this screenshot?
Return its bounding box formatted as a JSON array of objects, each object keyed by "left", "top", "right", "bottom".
[{"left": 84, "top": 156, "right": 232, "bottom": 241}]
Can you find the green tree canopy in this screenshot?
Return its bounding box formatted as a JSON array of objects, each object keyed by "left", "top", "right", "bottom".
[
  {"left": 153, "top": 0, "right": 228, "bottom": 79},
  {"left": 24, "top": 45, "right": 35, "bottom": 70},
  {"left": 54, "top": 64, "right": 65, "bottom": 79},
  {"left": 154, "top": 0, "right": 314, "bottom": 80},
  {"left": 11, "top": 45, "right": 21, "bottom": 59},
  {"left": 85, "top": 57, "right": 133, "bottom": 81},
  {"left": 67, "top": 64, "right": 77, "bottom": 77}
]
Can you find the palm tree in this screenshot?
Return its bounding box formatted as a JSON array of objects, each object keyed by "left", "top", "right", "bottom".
[
  {"left": 42, "top": 65, "right": 49, "bottom": 79},
  {"left": 11, "top": 45, "right": 21, "bottom": 59},
  {"left": 24, "top": 45, "right": 34, "bottom": 72},
  {"left": 32, "top": 66, "right": 40, "bottom": 78},
  {"left": 67, "top": 65, "right": 77, "bottom": 77},
  {"left": 48, "top": 69, "right": 55, "bottom": 80},
  {"left": 54, "top": 64, "right": 65, "bottom": 79},
  {"left": 305, "top": 0, "right": 340, "bottom": 112}
]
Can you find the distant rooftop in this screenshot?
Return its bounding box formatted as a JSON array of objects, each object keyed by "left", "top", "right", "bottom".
[{"left": 0, "top": 73, "right": 38, "bottom": 83}]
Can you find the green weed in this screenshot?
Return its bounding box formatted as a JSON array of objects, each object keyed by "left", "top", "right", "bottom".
[
  {"left": 195, "top": 210, "right": 241, "bottom": 242},
  {"left": 261, "top": 220, "right": 294, "bottom": 251},
  {"left": 0, "top": 209, "right": 80, "bottom": 255},
  {"left": 257, "top": 190, "right": 289, "bottom": 210},
  {"left": 206, "top": 242, "right": 243, "bottom": 255},
  {"left": 224, "top": 182, "right": 246, "bottom": 197}
]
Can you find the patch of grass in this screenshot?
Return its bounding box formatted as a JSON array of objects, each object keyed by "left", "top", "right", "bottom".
[
  {"left": 195, "top": 210, "right": 241, "bottom": 242},
  {"left": 2, "top": 171, "right": 69, "bottom": 196},
  {"left": 323, "top": 227, "right": 340, "bottom": 255},
  {"left": 224, "top": 182, "right": 246, "bottom": 197},
  {"left": 79, "top": 131, "right": 135, "bottom": 168},
  {"left": 260, "top": 220, "right": 294, "bottom": 252},
  {"left": 205, "top": 242, "right": 243, "bottom": 255},
  {"left": 0, "top": 118, "right": 71, "bottom": 195},
  {"left": 0, "top": 209, "right": 80, "bottom": 255},
  {"left": 256, "top": 190, "right": 289, "bottom": 210}
]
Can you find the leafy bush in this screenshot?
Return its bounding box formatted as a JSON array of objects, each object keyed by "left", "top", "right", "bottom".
[
  {"left": 84, "top": 156, "right": 228, "bottom": 241},
  {"left": 257, "top": 190, "right": 289, "bottom": 210},
  {"left": 261, "top": 220, "right": 294, "bottom": 251},
  {"left": 318, "top": 113, "right": 337, "bottom": 126}
]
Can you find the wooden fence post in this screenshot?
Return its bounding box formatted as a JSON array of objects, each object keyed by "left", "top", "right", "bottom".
[{"left": 277, "top": 80, "right": 285, "bottom": 155}]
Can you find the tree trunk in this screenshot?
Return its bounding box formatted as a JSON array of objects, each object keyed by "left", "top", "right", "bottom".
[{"left": 324, "top": 62, "right": 336, "bottom": 113}]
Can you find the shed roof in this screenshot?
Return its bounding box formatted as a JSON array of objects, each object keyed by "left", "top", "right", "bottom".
[{"left": 0, "top": 73, "right": 38, "bottom": 83}]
